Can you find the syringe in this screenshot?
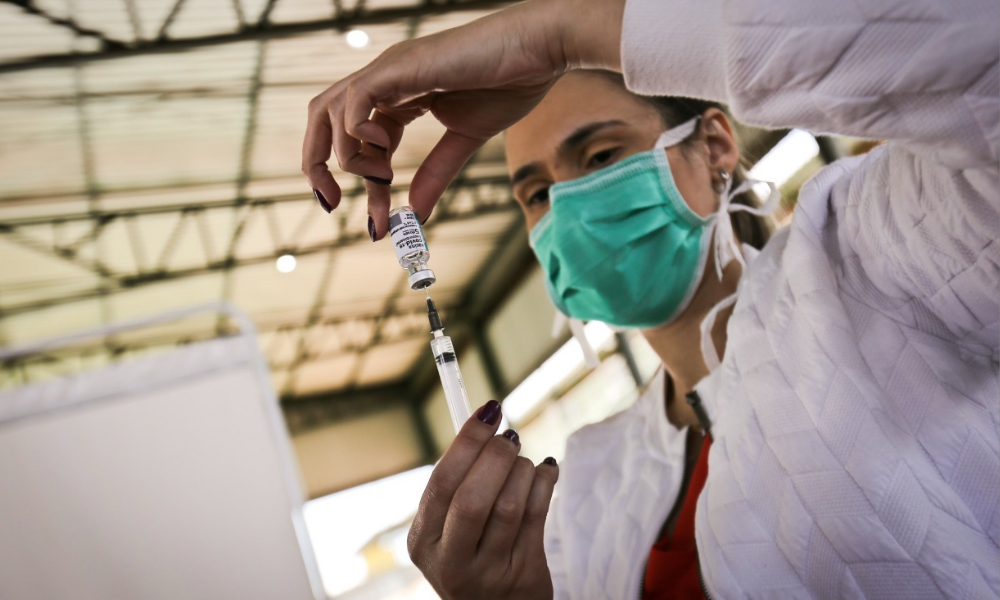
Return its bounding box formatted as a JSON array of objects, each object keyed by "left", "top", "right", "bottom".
[{"left": 425, "top": 291, "right": 473, "bottom": 434}]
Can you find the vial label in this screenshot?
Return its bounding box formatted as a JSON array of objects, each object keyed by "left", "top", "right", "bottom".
[{"left": 388, "top": 210, "right": 427, "bottom": 262}]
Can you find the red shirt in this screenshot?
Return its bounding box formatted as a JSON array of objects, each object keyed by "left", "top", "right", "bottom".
[{"left": 642, "top": 434, "right": 712, "bottom": 599}]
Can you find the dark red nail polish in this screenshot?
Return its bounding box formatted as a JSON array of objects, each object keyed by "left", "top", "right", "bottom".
[
  {"left": 477, "top": 400, "right": 501, "bottom": 425},
  {"left": 543, "top": 456, "right": 557, "bottom": 466},
  {"left": 363, "top": 175, "right": 392, "bottom": 186},
  {"left": 420, "top": 208, "right": 433, "bottom": 225},
  {"left": 313, "top": 189, "right": 331, "bottom": 213},
  {"left": 368, "top": 142, "right": 388, "bottom": 152},
  {"left": 367, "top": 215, "right": 376, "bottom": 242},
  {"left": 501, "top": 429, "right": 519, "bottom": 445}
]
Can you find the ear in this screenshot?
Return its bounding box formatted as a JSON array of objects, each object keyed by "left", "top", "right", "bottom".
[{"left": 699, "top": 108, "right": 740, "bottom": 184}]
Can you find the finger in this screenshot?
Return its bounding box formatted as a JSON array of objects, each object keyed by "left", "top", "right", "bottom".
[
  {"left": 365, "top": 111, "right": 406, "bottom": 241},
  {"left": 343, "top": 78, "right": 390, "bottom": 146},
  {"left": 330, "top": 106, "right": 394, "bottom": 183},
  {"left": 408, "top": 129, "right": 484, "bottom": 223},
  {"left": 441, "top": 429, "right": 522, "bottom": 557},
  {"left": 409, "top": 400, "right": 503, "bottom": 550},
  {"left": 364, "top": 178, "right": 390, "bottom": 242},
  {"left": 477, "top": 456, "right": 535, "bottom": 560},
  {"left": 512, "top": 457, "right": 559, "bottom": 562},
  {"left": 302, "top": 96, "right": 343, "bottom": 211}
]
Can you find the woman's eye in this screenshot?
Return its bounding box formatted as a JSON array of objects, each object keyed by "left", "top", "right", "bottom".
[
  {"left": 586, "top": 148, "right": 618, "bottom": 169},
  {"left": 527, "top": 187, "right": 549, "bottom": 206}
]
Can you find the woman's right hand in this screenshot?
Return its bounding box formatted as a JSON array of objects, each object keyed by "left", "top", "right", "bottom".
[
  {"left": 407, "top": 400, "right": 559, "bottom": 600},
  {"left": 301, "top": 0, "right": 624, "bottom": 237}
]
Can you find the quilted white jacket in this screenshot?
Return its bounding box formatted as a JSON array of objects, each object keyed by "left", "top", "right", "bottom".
[{"left": 544, "top": 0, "right": 999, "bottom": 598}]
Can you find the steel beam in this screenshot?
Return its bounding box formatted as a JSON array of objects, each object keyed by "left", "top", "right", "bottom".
[
  {"left": 0, "top": 175, "right": 516, "bottom": 318},
  {"left": 0, "top": 0, "right": 514, "bottom": 74}
]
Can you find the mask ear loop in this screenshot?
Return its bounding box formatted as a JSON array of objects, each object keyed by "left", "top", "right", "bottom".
[
  {"left": 710, "top": 172, "right": 781, "bottom": 280},
  {"left": 655, "top": 116, "right": 701, "bottom": 149},
  {"left": 700, "top": 172, "right": 782, "bottom": 371}
]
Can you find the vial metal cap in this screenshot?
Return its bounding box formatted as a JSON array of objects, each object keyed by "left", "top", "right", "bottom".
[{"left": 408, "top": 268, "right": 436, "bottom": 290}]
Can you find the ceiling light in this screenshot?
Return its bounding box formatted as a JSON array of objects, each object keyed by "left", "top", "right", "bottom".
[
  {"left": 345, "top": 29, "right": 369, "bottom": 49},
  {"left": 748, "top": 128, "right": 819, "bottom": 187},
  {"left": 276, "top": 254, "right": 297, "bottom": 273}
]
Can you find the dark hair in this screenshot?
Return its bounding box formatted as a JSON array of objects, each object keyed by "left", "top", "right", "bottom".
[{"left": 596, "top": 72, "right": 771, "bottom": 250}]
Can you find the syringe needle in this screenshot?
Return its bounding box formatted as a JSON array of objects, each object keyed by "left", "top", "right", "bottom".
[{"left": 424, "top": 287, "right": 431, "bottom": 300}]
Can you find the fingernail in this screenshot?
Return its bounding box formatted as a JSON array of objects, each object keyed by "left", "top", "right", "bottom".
[
  {"left": 543, "top": 456, "right": 557, "bottom": 466},
  {"left": 368, "top": 142, "right": 388, "bottom": 152},
  {"left": 363, "top": 175, "right": 392, "bottom": 186},
  {"left": 477, "top": 400, "right": 501, "bottom": 425},
  {"left": 501, "top": 429, "right": 520, "bottom": 445},
  {"left": 420, "top": 208, "right": 433, "bottom": 225},
  {"left": 313, "top": 189, "right": 331, "bottom": 213},
  {"left": 367, "top": 215, "right": 376, "bottom": 242}
]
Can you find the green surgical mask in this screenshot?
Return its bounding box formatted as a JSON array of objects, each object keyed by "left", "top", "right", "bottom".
[{"left": 530, "top": 117, "right": 783, "bottom": 330}]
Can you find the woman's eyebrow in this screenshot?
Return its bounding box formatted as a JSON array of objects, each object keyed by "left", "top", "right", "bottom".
[
  {"left": 558, "top": 120, "right": 626, "bottom": 155},
  {"left": 511, "top": 163, "right": 540, "bottom": 187}
]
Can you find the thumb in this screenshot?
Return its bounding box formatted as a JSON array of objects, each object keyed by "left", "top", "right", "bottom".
[{"left": 408, "top": 130, "right": 484, "bottom": 222}]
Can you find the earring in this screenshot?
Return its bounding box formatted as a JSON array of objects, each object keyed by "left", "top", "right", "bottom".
[{"left": 714, "top": 170, "right": 730, "bottom": 193}]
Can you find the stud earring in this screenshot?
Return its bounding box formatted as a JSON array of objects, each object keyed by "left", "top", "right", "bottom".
[{"left": 714, "top": 170, "right": 730, "bottom": 193}]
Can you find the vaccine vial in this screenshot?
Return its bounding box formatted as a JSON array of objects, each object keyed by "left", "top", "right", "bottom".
[{"left": 388, "top": 205, "right": 436, "bottom": 290}]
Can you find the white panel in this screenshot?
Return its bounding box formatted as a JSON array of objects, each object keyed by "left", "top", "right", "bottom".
[
  {"left": 292, "top": 353, "right": 359, "bottom": 395},
  {"left": 268, "top": 0, "right": 334, "bottom": 24},
  {"left": 486, "top": 265, "right": 559, "bottom": 384},
  {"left": 291, "top": 407, "right": 423, "bottom": 497},
  {"left": 87, "top": 95, "right": 248, "bottom": 189},
  {"left": 108, "top": 275, "right": 225, "bottom": 323},
  {"left": 131, "top": 0, "right": 180, "bottom": 40},
  {"left": 0, "top": 4, "right": 74, "bottom": 61},
  {"left": 71, "top": 0, "right": 138, "bottom": 43},
  {"left": 0, "top": 66, "right": 74, "bottom": 99},
  {"left": 251, "top": 86, "right": 314, "bottom": 179},
  {"left": 231, "top": 204, "right": 280, "bottom": 257},
  {"left": 111, "top": 313, "right": 220, "bottom": 347},
  {"left": 81, "top": 42, "right": 257, "bottom": 96},
  {"left": 0, "top": 238, "right": 97, "bottom": 309},
  {"left": 1, "top": 300, "right": 103, "bottom": 344},
  {"left": 305, "top": 318, "right": 376, "bottom": 358},
  {"left": 387, "top": 285, "right": 465, "bottom": 317},
  {"left": 0, "top": 336, "right": 321, "bottom": 600},
  {"left": 98, "top": 182, "right": 238, "bottom": 212},
  {"left": 365, "top": 0, "right": 421, "bottom": 10},
  {"left": 353, "top": 338, "right": 426, "bottom": 386},
  {"left": 0, "top": 198, "right": 91, "bottom": 223},
  {"left": 168, "top": 0, "right": 241, "bottom": 38},
  {"left": 230, "top": 254, "right": 328, "bottom": 317},
  {"left": 323, "top": 242, "right": 404, "bottom": 309},
  {"left": 0, "top": 103, "right": 86, "bottom": 197}
]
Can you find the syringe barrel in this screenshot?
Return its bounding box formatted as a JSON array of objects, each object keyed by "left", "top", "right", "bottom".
[{"left": 430, "top": 335, "right": 473, "bottom": 434}]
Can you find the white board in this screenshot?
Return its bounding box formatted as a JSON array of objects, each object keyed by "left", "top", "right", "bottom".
[{"left": 0, "top": 306, "right": 324, "bottom": 600}]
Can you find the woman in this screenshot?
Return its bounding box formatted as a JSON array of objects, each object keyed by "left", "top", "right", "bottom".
[
  {"left": 301, "top": 0, "right": 999, "bottom": 597},
  {"left": 507, "top": 70, "right": 774, "bottom": 600}
]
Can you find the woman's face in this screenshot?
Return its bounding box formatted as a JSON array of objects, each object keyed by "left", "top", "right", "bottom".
[{"left": 505, "top": 72, "right": 726, "bottom": 231}]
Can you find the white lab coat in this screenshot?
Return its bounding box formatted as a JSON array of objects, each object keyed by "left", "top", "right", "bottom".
[{"left": 544, "top": 0, "right": 999, "bottom": 597}]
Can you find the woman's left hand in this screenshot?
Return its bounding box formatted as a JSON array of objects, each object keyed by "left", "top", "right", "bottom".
[{"left": 407, "top": 400, "right": 559, "bottom": 599}]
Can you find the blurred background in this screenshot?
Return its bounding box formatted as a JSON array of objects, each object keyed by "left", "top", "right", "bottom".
[{"left": 0, "top": 1, "right": 868, "bottom": 597}]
